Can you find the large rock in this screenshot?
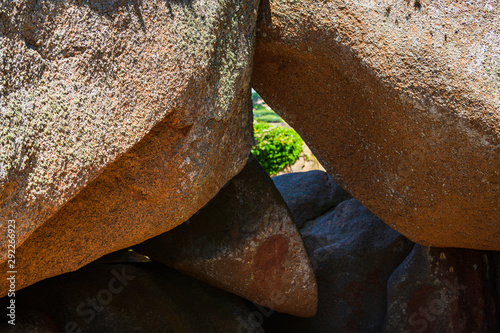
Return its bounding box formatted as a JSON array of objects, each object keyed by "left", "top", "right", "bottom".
[
  {"left": 0, "top": 254, "right": 257, "bottom": 333},
  {"left": 252, "top": 0, "right": 500, "bottom": 249},
  {"left": 299, "top": 199, "right": 414, "bottom": 332},
  {"left": 134, "top": 156, "right": 318, "bottom": 318},
  {"left": 383, "top": 245, "right": 497, "bottom": 333},
  {"left": 262, "top": 200, "right": 499, "bottom": 333},
  {"left": 493, "top": 253, "right": 500, "bottom": 327},
  {"left": 272, "top": 170, "right": 351, "bottom": 228},
  {"left": 0, "top": 0, "right": 258, "bottom": 295}
]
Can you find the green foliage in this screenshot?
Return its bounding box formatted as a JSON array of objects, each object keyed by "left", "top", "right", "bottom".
[
  {"left": 253, "top": 108, "right": 275, "bottom": 117},
  {"left": 251, "top": 90, "right": 302, "bottom": 174},
  {"left": 252, "top": 92, "right": 283, "bottom": 123},
  {"left": 255, "top": 114, "right": 283, "bottom": 123},
  {"left": 253, "top": 108, "right": 282, "bottom": 123},
  {"left": 251, "top": 121, "right": 303, "bottom": 175},
  {"left": 253, "top": 105, "right": 271, "bottom": 113}
]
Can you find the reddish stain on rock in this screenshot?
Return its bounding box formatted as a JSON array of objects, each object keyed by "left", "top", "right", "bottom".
[
  {"left": 134, "top": 156, "right": 318, "bottom": 317},
  {"left": 255, "top": 235, "right": 289, "bottom": 271}
]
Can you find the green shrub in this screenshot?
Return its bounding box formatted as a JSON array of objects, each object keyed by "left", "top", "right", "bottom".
[
  {"left": 253, "top": 107, "right": 283, "bottom": 123},
  {"left": 253, "top": 109, "right": 276, "bottom": 117},
  {"left": 255, "top": 114, "right": 283, "bottom": 123},
  {"left": 251, "top": 121, "right": 303, "bottom": 175}
]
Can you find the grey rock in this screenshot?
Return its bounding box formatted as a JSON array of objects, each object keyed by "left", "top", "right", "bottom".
[
  {"left": 272, "top": 170, "right": 351, "bottom": 228},
  {"left": 299, "top": 198, "right": 414, "bottom": 333}
]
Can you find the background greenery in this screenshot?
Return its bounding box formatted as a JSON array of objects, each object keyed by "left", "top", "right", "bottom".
[
  {"left": 251, "top": 92, "right": 303, "bottom": 175},
  {"left": 252, "top": 92, "right": 283, "bottom": 124}
]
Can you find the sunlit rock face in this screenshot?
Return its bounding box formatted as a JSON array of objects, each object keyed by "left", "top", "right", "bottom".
[
  {"left": 0, "top": 0, "right": 258, "bottom": 295},
  {"left": 252, "top": 0, "right": 500, "bottom": 250}
]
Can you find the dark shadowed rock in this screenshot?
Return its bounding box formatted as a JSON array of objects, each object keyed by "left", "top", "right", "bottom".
[
  {"left": 0, "top": 257, "right": 257, "bottom": 333},
  {"left": 0, "top": 0, "right": 258, "bottom": 296},
  {"left": 272, "top": 170, "right": 351, "bottom": 228},
  {"left": 252, "top": 0, "right": 500, "bottom": 250},
  {"left": 383, "top": 245, "right": 497, "bottom": 333},
  {"left": 494, "top": 253, "right": 500, "bottom": 326},
  {"left": 134, "top": 156, "right": 318, "bottom": 318},
  {"left": 1, "top": 310, "right": 57, "bottom": 333},
  {"left": 296, "top": 198, "right": 414, "bottom": 333},
  {"left": 93, "top": 249, "right": 151, "bottom": 265}
]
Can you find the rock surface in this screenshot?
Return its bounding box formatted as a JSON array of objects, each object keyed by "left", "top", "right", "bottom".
[
  {"left": 252, "top": 0, "right": 500, "bottom": 249},
  {"left": 384, "top": 245, "right": 497, "bottom": 333},
  {"left": 300, "top": 199, "right": 414, "bottom": 332},
  {"left": 257, "top": 174, "right": 499, "bottom": 332},
  {"left": 0, "top": 254, "right": 257, "bottom": 333},
  {"left": 272, "top": 170, "right": 350, "bottom": 228},
  {"left": 493, "top": 252, "right": 500, "bottom": 323},
  {"left": 0, "top": 0, "right": 258, "bottom": 295},
  {"left": 134, "top": 156, "right": 318, "bottom": 318}
]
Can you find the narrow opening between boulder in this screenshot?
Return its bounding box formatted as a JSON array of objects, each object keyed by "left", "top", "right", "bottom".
[{"left": 251, "top": 89, "right": 325, "bottom": 176}]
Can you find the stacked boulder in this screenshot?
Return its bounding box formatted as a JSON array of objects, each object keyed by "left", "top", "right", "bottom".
[
  {"left": 252, "top": 0, "right": 500, "bottom": 250},
  {"left": 1, "top": 0, "right": 499, "bottom": 332},
  {"left": 0, "top": 0, "right": 259, "bottom": 294},
  {"left": 264, "top": 171, "right": 500, "bottom": 333},
  {"left": 1, "top": 158, "right": 318, "bottom": 332},
  {"left": 133, "top": 157, "right": 318, "bottom": 318}
]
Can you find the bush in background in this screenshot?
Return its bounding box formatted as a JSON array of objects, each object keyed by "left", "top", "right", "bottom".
[{"left": 251, "top": 121, "right": 303, "bottom": 175}]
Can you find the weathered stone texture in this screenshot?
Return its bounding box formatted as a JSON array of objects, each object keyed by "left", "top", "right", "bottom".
[
  {"left": 134, "top": 156, "right": 318, "bottom": 318},
  {"left": 252, "top": 0, "right": 500, "bottom": 249},
  {"left": 0, "top": 254, "right": 256, "bottom": 333},
  {"left": 0, "top": 0, "right": 258, "bottom": 295}
]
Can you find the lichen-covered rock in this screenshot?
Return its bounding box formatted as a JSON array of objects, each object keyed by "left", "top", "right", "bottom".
[
  {"left": 0, "top": 0, "right": 258, "bottom": 295},
  {"left": 383, "top": 245, "right": 497, "bottom": 333},
  {"left": 272, "top": 170, "right": 351, "bottom": 228},
  {"left": 0, "top": 254, "right": 257, "bottom": 333},
  {"left": 252, "top": 0, "right": 500, "bottom": 249},
  {"left": 134, "top": 156, "right": 318, "bottom": 318}
]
